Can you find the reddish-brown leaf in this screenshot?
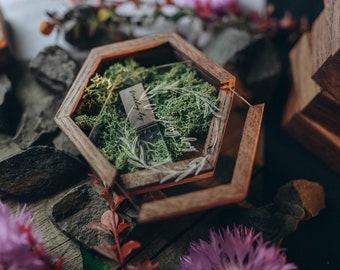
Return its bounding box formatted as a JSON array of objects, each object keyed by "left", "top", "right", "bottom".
[
  {"left": 89, "top": 220, "right": 112, "bottom": 236},
  {"left": 113, "top": 193, "right": 126, "bottom": 210},
  {"left": 126, "top": 260, "right": 160, "bottom": 270},
  {"left": 93, "top": 243, "right": 120, "bottom": 263},
  {"left": 101, "top": 210, "right": 118, "bottom": 233},
  {"left": 121, "top": 240, "right": 141, "bottom": 261},
  {"left": 117, "top": 221, "right": 130, "bottom": 235},
  {"left": 101, "top": 187, "right": 115, "bottom": 207}
]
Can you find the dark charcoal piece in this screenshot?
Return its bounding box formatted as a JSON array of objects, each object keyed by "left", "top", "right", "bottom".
[
  {"left": 237, "top": 36, "right": 282, "bottom": 101},
  {"left": 50, "top": 183, "right": 114, "bottom": 249},
  {"left": 219, "top": 179, "right": 325, "bottom": 243},
  {"left": 203, "top": 28, "right": 252, "bottom": 68},
  {"left": 12, "top": 61, "right": 64, "bottom": 149},
  {"left": 0, "top": 145, "right": 89, "bottom": 200},
  {"left": 203, "top": 31, "right": 281, "bottom": 103},
  {"left": 30, "top": 46, "right": 78, "bottom": 93},
  {"left": 53, "top": 131, "right": 80, "bottom": 157},
  {"left": 13, "top": 95, "right": 62, "bottom": 149}
]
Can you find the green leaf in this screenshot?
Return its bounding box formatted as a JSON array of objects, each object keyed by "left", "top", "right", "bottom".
[
  {"left": 80, "top": 244, "right": 111, "bottom": 270},
  {"left": 97, "top": 8, "right": 112, "bottom": 22}
]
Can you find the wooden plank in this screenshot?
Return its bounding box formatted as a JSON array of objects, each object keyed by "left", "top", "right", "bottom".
[
  {"left": 151, "top": 206, "right": 242, "bottom": 270},
  {"left": 283, "top": 113, "right": 340, "bottom": 176},
  {"left": 311, "top": 7, "right": 340, "bottom": 101},
  {"left": 138, "top": 104, "right": 264, "bottom": 223},
  {"left": 283, "top": 30, "right": 340, "bottom": 136},
  {"left": 302, "top": 90, "right": 340, "bottom": 136},
  {"left": 324, "top": 0, "right": 340, "bottom": 56},
  {"left": 123, "top": 211, "right": 209, "bottom": 270},
  {"left": 311, "top": 11, "right": 332, "bottom": 77},
  {"left": 283, "top": 32, "right": 320, "bottom": 125}
]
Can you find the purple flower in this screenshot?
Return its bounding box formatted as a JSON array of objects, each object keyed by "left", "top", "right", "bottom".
[
  {"left": 0, "top": 201, "right": 63, "bottom": 270},
  {"left": 172, "top": 0, "right": 237, "bottom": 17},
  {"left": 179, "top": 225, "right": 298, "bottom": 270},
  {"left": 173, "top": 0, "right": 236, "bottom": 10}
]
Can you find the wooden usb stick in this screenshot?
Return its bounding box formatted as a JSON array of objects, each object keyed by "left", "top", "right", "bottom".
[{"left": 119, "top": 83, "right": 172, "bottom": 167}]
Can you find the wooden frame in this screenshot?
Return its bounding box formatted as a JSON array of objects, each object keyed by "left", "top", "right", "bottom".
[
  {"left": 55, "top": 32, "right": 264, "bottom": 222},
  {"left": 55, "top": 33, "right": 235, "bottom": 190},
  {"left": 138, "top": 103, "right": 264, "bottom": 222}
]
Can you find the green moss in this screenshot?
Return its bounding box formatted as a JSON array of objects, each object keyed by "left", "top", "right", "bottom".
[{"left": 73, "top": 59, "right": 219, "bottom": 174}]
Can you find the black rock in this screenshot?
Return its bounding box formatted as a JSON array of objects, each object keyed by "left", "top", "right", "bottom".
[
  {"left": 219, "top": 179, "right": 325, "bottom": 243},
  {"left": 13, "top": 95, "right": 62, "bottom": 149},
  {"left": 30, "top": 46, "right": 78, "bottom": 94},
  {"left": 0, "top": 145, "right": 89, "bottom": 200},
  {"left": 0, "top": 74, "right": 15, "bottom": 133},
  {"left": 0, "top": 138, "right": 22, "bottom": 163},
  {"left": 50, "top": 183, "right": 113, "bottom": 248},
  {"left": 11, "top": 61, "right": 64, "bottom": 149},
  {"left": 203, "top": 31, "right": 281, "bottom": 103},
  {"left": 53, "top": 131, "right": 80, "bottom": 157},
  {"left": 234, "top": 36, "right": 282, "bottom": 102},
  {"left": 203, "top": 28, "right": 252, "bottom": 68}
]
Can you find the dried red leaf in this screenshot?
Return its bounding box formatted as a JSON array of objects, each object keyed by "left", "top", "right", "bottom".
[
  {"left": 54, "top": 258, "right": 65, "bottom": 270},
  {"left": 121, "top": 240, "right": 141, "bottom": 261},
  {"left": 89, "top": 173, "right": 106, "bottom": 194},
  {"left": 101, "top": 187, "right": 115, "bottom": 207},
  {"left": 101, "top": 210, "right": 118, "bottom": 233},
  {"left": 126, "top": 260, "right": 160, "bottom": 270},
  {"left": 89, "top": 220, "right": 111, "bottom": 235},
  {"left": 113, "top": 193, "right": 126, "bottom": 210},
  {"left": 93, "top": 243, "right": 120, "bottom": 263},
  {"left": 117, "top": 221, "right": 130, "bottom": 235}
]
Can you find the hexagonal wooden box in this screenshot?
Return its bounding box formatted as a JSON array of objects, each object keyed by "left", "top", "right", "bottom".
[{"left": 55, "top": 32, "right": 264, "bottom": 222}]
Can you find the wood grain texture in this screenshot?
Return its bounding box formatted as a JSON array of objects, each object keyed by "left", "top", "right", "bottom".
[
  {"left": 283, "top": 30, "right": 340, "bottom": 136},
  {"left": 138, "top": 104, "right": 264, "bottom": 223},
  {"left": 283, "top": 113, "right": 340, "bottom": 176},
  {"left": 55, "top": 32, "right": 236, "bottom": 194},
  {"left": 311, "top": 6, "right": 340, "bottom": 101},
  {"left": 302, "top": 90, "right": 340, "bottom": 135},
  {"left": 324, "top": 0, "right": 340, "bottom": 56},
  {"left": 311, "top": 11, "right": 332, "bottom": 76},
  {"left": 283, "top": 16, "right": 340, "bottom": 174},
  {"left": 283, "top": 32, "right": 320, "bottom": 125}
]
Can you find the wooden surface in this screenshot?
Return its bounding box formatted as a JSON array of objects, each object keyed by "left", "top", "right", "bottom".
[
  {"left": 282, "top": 6, "right": 340, "bottom": 175},
  {"left": 283, "top": 32, "right": 320, "bottom": 125},
  {"left": 283, "top": 30, "right": 340, "bottom": 135},
  {"left": 138, "top": 104, "right": 264, "bottom": 223},
  {"left": 311, "top": 5, "right": 340, "bottom": 101},
  {"left": 324, "top": 0, "right": 340, "bottom": 56},
  {"left": 302, "top": 90, "right": 340, "bottom": 135},
  {"left": 283, "top": 112, "right": 340, "bottom": 178},
  {"left": 4, "top": 107, "right": 265, "bottom": 270},
  {"left": 2, "top": 1, "right": 335, "bottom": 269}
]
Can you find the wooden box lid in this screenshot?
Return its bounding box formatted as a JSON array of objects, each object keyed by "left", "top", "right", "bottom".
[{"left": 55, "top": 32, "right": 264, "bottom": 222}]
